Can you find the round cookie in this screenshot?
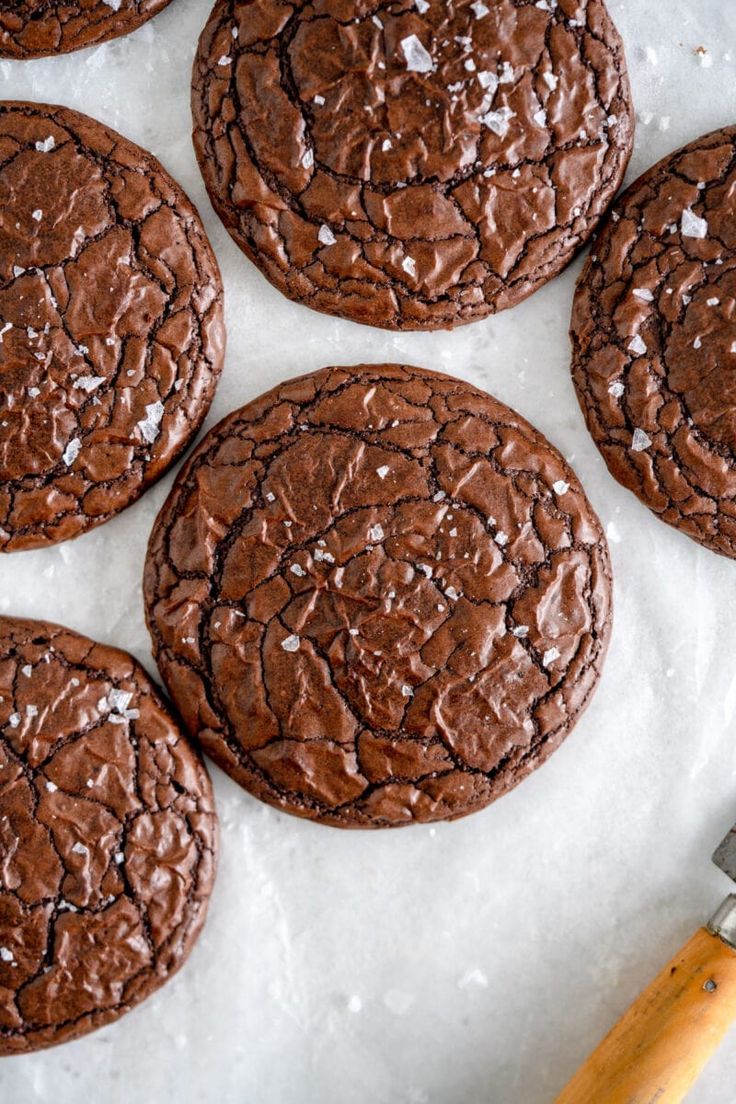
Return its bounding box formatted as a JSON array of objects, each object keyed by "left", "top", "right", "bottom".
[
  {"left": 571, "top": 126, "right": 736, "bottom": 559},
  {"left": 0, "top": 102, "right": 225, "bottom": 553},
  {"left": 191, "top": 0, "right": 633, "bottom": 331},
  {"left": 0, "top": 616, "right": 217, "bottom": 1055},
  {"left": 144, "top": 364, "right": 612, "bottom": 828},
  {"left": 0, "top": 1, "right": 174, "bottom": 60}
]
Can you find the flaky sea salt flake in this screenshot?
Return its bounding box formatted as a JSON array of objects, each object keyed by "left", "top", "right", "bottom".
[
  {"left": 73, "top": 376, "right": 105, "bottom": 393},
  {"left": 400, "top": 34, "right": 434, "bottom": 73},
  {"left": 477, "top": 71, "right": 498, "bottom": 95},
  {"left": 137, "top": 401, "right": 164, "bottom": 444},
  {"left": 681, "top": 207, "right": 708, "bottom": 239},
  {"left": 62, "top": 437, "right": 81, "bottom": 466},
  {"left": 479, "top": 106, "right": 515, "bottom": 136},
  {"left": 631, "top": 428, "right": 652, "bottom": 452},
  {"left": 281, "top": 634, "right": 300, "bottom": 653},
  {"left": 108, "top": 688, "right": 133, "bottom": 714}
]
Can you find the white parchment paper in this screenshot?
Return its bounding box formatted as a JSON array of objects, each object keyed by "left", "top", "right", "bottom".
[{"left": 1, "top": 2, "right": 736, "bottom": 1101}]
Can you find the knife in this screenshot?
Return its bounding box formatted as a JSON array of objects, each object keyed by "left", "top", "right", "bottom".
[{"left": 553, "top": 823, "right": 736, "bottom": 1104}]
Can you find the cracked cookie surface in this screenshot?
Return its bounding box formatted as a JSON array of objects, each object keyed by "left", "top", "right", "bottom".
[
  {"left": 0, "top": 1, "right": 174, "bottom": 59},
  {"left": 191, "top": 0, "right": 633, "bottom": 331},
  {"left": 571, "top": 126, "right": 736, "bottom": 558},
  {"left": 0, "top": 101, "right": 225, "bottom": 553},
  {"left": 144, "top": 363, "right": 612, "bottom": 828},
  {"left": 0, "top": 615, "right": 217, "bottom": 1055}
]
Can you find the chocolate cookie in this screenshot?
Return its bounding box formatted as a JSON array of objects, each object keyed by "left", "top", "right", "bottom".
[
  {"left": 0, "top": 1, "right": 173, "bottom": 59},
  {"left": 0, "top": 616, "right": 216, "bottom": 1055},
  {"left": 144, "top": 364, "right": 612, "bottom": 828},
  {"left": 571, "top": 126, "right": 736, "bottom": 558},
  {"left": 0, "top": 102, "right": 225, "bottom": 553},
  {"left": 191, "top": 0, "right": 633, "bottom": 331}
]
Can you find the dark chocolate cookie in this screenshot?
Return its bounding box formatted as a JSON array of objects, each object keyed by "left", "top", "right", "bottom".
[
  {"left": 0, "top": 616, "right": 217, "bottom": 1055},
  {"left": 572, "top": 126, "right": 736, "bottom": 559},
  {"left": 0, "top": 102, "right": 225, "bottom": 553},
  {"left": 191, "top": 0, "right": 633, "bottom": 331},
  {"left": 0, "top": 1, "right": 173, "bottom": 59},
  {"left": 144, "top": 364, "right": 612, "bottom": 828}
]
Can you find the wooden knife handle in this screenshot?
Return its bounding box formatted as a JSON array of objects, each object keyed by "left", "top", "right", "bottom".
[{"left": 553, "top": 924, "right": 736, "bottom": 1104}]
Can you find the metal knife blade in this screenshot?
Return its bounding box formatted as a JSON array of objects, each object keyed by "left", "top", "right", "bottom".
[{"left": 713, "top": 825, "right": 736, "bottom": 882}]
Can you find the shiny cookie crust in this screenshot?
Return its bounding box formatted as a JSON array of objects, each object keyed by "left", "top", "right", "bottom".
[
  {"left": 144, "top": 363, "right": 612, "bottom": 828},
  {"left": 0, "top": 616, "right": 217, "bottom": 1055},
  {"left": 192, "top": 0, "right": 633, "bottom": 330},
  {"left": 0, "top": 1, "right": 174, "bottom": 60},
  {"left": 572, "top": 125, "right": 736, "bottom": 558},
  {"left": 0, "top": 101, "right": 225, "bottom": 552}
]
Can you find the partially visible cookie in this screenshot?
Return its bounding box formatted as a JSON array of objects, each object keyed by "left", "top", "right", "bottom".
[
  {"left": 572, "top": 126, "right": 736, "bottom": 558},
  {"left": 191, "top": 0, "right": 633, "bottom": 331},
  {"left": 144, "top": 363, "right": 612, "bottom": 828},
  {"left": 0, "top": 1, "right": 174, "bottom": 59},
  {"left": 0, "top": 615, "right": 217, "bottom": 1056},
  {"left": 0, "top": 101, "right": 225, "bottom": 552}
]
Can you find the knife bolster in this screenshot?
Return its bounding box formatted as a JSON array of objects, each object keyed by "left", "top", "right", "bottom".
[{"left": 708, "top": 894, "right": 736, "bottom": 949}]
